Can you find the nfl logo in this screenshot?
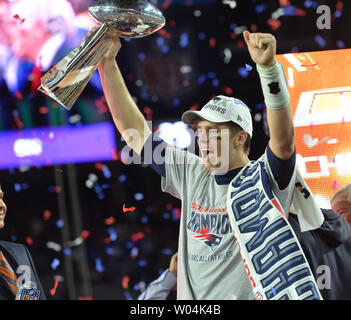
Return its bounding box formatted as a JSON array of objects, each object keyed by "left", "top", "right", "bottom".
[
  {"left": 16, "top": 287, "right": 40, "bottom": 300},
  {"left": 255, "top": 291, "right": 263, "bottom": 300}
]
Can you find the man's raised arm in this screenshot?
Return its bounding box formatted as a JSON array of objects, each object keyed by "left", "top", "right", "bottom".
[
  {"left": 244, "top": 31, "right": 295, "bottom": 160},
  {"left": 98, "top": 29, "right": 151, "bottom": 154}
]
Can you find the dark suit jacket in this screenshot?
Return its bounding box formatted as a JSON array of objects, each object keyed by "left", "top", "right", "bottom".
[{"left": 0, "top": 240, "right": 46, "bottom": 300}]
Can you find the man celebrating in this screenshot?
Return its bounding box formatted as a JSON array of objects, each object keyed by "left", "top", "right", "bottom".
[{"left": 96, "top": 29, "right": 323, "bottom": 300}]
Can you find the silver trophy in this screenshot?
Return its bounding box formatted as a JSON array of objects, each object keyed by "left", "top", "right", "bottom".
[{"left": 38, "top": 0, "right": 166, "bottom": 110}]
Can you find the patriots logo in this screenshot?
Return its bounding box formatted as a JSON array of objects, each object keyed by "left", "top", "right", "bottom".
[
  {"left": 268, "top": 82, "right": 281, "bottom": 95},
  {"left": 193, "top": 227, "right": 223, "bottom": 252}
]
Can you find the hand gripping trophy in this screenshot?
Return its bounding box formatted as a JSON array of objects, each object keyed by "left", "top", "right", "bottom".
[{"left": 38, "top": 0, "right": 166, "bottom": 110}]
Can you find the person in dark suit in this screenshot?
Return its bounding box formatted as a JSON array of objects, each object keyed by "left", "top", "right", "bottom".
[{"left": 0, "top": 185, "right": 46, "bottom": 300}]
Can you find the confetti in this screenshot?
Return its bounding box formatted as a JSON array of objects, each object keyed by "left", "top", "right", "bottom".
[
  {"left": 50, "top": 277, "right": 59, "bottom": 296},
  {"left": 123, "top": 204, "right": 136, "bottom": 213},
  {"left": 50, "top": 258, "right": 60, "bottom": 270},
  {"left": 122, "top": 275, "right": 130, "bottom": 289}
]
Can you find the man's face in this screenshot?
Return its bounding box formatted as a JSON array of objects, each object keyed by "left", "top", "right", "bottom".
[
  {"left": 0, "top": 187, "right": 7, "bottom": 230},
  {"left": 196, "top": 120, "right": 233, "bottom": 173},
  {"left": 331, "top": 193, "right": 351, "bottom": 226}
]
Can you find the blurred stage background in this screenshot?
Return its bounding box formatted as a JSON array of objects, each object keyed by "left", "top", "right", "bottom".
[{"left": 0, "top": 0, "right": 350, "bottom": 299}]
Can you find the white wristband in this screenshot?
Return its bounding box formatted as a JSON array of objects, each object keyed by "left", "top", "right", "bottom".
[{"left": 257, "top": 61, "right": 290, "bottom": 109}]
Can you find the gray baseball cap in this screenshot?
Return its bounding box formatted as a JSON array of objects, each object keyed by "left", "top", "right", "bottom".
[{"left": 182, "top": 95, "right": 253, "bottom": 137}]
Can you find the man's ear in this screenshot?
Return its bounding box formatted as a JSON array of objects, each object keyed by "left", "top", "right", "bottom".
[{"left": 234, "top": 131, "right": 248, "bottom": 149}]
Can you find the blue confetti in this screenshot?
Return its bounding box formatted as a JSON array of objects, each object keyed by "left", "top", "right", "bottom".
[
  {"left": 138, "top": 260, "right": 148, "bottom": 267},
  {"left": 173, "top": 98, "right": 181, "bottom": 107},
  {"left": 197, "top": 74, "right": 207, "bottom": 85},
  {"left": 56, "top": 219, "right": 64, "bottom": 228},
  {"left": 141, "top": 215, "right": 149, "bottom": 224},
  {"left": 198, "top": 32, "right": 206, "bottom": 40},
  {"left": 107, "top": 227, "right": 117, "bottom": 241},
  {"left": 283, "top": 6, "right": 297, "bottom": 16},
  {"left": 315, "top": 35, "right": 326, "bottom": 48},
  {"left": 156, "top": 36, "right": 165, "bottom": 47},
  {"left": 334, "top": 10, "right": 342, "bottom": 18},
  {"left": 134, "top": 193, "right": 144, "bottom": 201},
  {"left": 162, "top": 248, "right": 174, "bottom": 255},
  {"left": 161, "top": 45, "right": 170, "bottom": 54},
  {"left": 95, "top": 258, "right": 104, "bottom": 273},
  {"left": 238, "top": 67, "right": 249, "bottom": 78},
  {"left": 179, "top": 32, "right": 189, "bottom": 48},
  {"left": 336, "top": 40, "right": 345, "bottom": 48},
  {"left": 118, "top": 174, "right": 127, "bottom": 183},
  {"left": 64, "top": 248, "right": 71, "bottom": 256},
  {"left": 255, "top": 4, "right": 268, "bottom": 14},
  {"left": 105, "top": 247, "right": 115, "bottom": 255},
  {"left": 51, "top": 258, "right": 60, "bottom": 270},
  {"left": 162, "top": 212, "right": 170, "bottom": 219},
  {"left": 138, "top": 52, "right": 146, "bottom": 61},
  {"left": 245, "top": 64, "right": 253, "bottom": 71},
  {"left": 124, "top": 291, "right": 133, "bottom": 300},
  {"left": 304, "top": 0, "right": 319, "bottom": 9}
]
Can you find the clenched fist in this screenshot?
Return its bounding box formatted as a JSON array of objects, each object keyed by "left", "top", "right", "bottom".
[{"left": 243, "top": 31, "right": 276, "bottom": 68}]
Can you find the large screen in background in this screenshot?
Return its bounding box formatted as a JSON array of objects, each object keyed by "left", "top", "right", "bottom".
[
  {"left": 276, "top": 49, "right": 351, "bottom": 209},
  {"left": 0, "top": 122, "right": 117, "bottom": 169}
]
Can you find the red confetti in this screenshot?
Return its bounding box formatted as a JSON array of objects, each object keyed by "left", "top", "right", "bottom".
[
  {"left": 80, "top": 230, "right": 90, "bottom": 240},
  {"left": 250, "top": 24, "right": 258, "bottom": 32},
  {"left": 95, "top": 97, "right": 108, "bottom": 115},
  {"left": 43, "top": 210, "right": 52, "bottom": 221},
  {"left": 165, "top": 203, "right": 173, "bottom": 211},
  {"left": 229, "top": 32, "right": 238, "bottom": 39},
  {"left": 77, "top": 296, "right": 93, "bottom": 300},
  {"left": 30, "top": 65, "right": 42, "bottom": 93},
  {"left": 169, "top": 19, "right": 176, "bottom": 27},
  {"left": 130, "top": 232, "right": 145, "bottom": 242},
  {"left": 50, "top": 278, "right": 59, "bottom": 296},
  {"left": 236, "top": 40, "right": 245, "bottom": 48},
  {"left": 189, "top": 102, "right": 200, "bottom": 111},
  {"left": 111, "top": 148, "right": 119, "bottom": 161},
  {"left": 13, "top": 14, "right": 25, "bottom": 24},
  {"left": 161, "top": 0, "right": 172, "bottom": 10},
  {"left": 222, "top": 87, "right": 233, "bottom": 96},
  {"left": 122, "top": 275, "right": 130, "bottom": 289},
  {"left": 104, "top": 217, "right": 116, "bottom": 225},
  {"left": 267, "top": 19, "right": 282, "bottom": 31},
  {"left": 39, "top": 106, "right": 49, "bottom": 114},
  {"left": 296, "top": 9, "right": 307, "bottom": 17},
  {"left": 279, "top": 0, "right": 291, "bottom": 6},
  {"left": 209, "top": 37, "right": 216, "bottom": 48},
  {"left": 25, "top": 237, "right": 33, "bottom": 246},
  {"left": 50, "top": 278, "right": 58, "bottom": 296},
  {"left": 336, "top": 0, "right": 343, "bottom": 11},
  {"left": 123, "top": 204, "right": 136, "bottom": 213},
  {"left": 157, "top": 29, "right": 172, "bottom": 39},
  {"left": 94, "top": 162, "right": 105, "bottom": 171},
  {"left": 14, "top": 91, "right": 23, "bottom": 100}
]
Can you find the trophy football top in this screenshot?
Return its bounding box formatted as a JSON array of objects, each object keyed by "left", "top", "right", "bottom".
[{"left": 88, "top": 0, "right": 166, "bottom": 38}]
